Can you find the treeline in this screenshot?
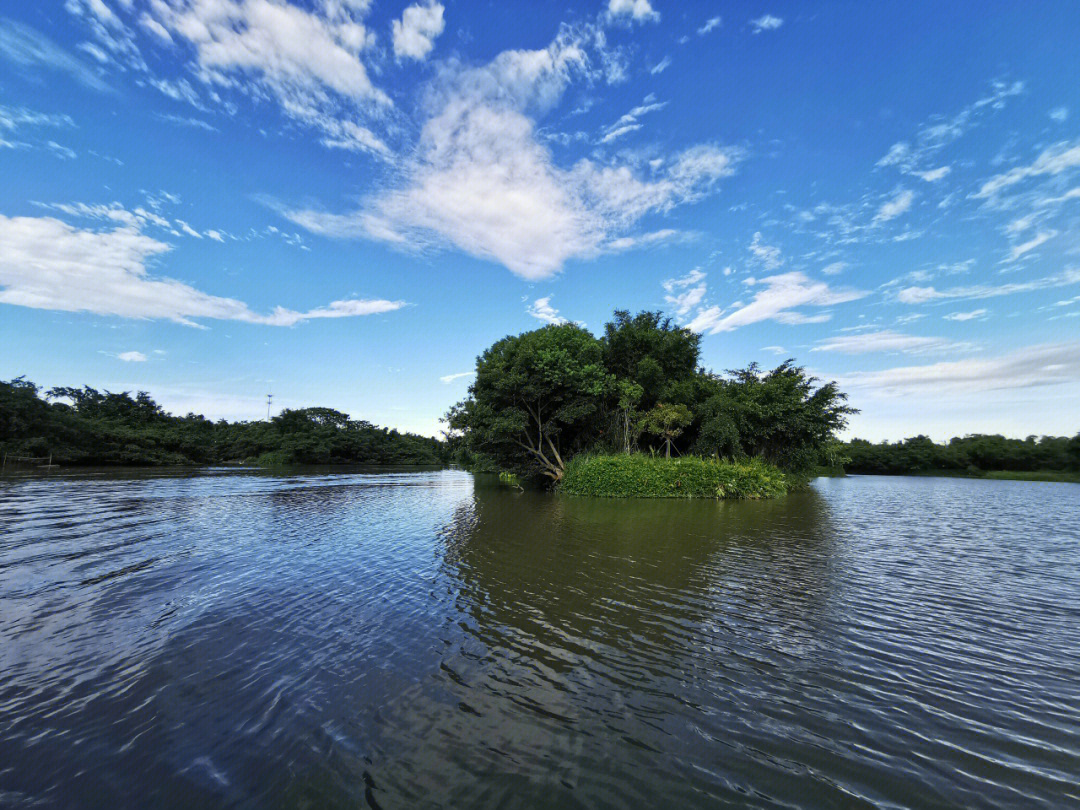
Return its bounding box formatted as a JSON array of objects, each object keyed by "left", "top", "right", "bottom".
[
  {"left": 842, "top": 434, "right": 1080, "bottom": 476},
  {"left": 0, "top": 378, "right": 445, "bottom": 467},
  {"left": 447, "top": 310, "right": 854, "bottom": 483}
]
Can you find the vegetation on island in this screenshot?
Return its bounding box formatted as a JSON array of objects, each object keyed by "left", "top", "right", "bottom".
[
  {"left": 839, "top": 434, "right": 1080, "bottom": 482},
  {"left": 446, "top": 310, "right": 855, "bottom": 498},
  {"left": 0, "top": 378, "right": 445, "bottom": 468}
]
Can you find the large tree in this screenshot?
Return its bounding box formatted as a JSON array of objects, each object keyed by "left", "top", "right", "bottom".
[
  {"left": 601, "top": 310, "right": 700, "bottom": 410},
  {"left": 693, "top": 361, "right": 856, "bottom": 472},
  {"left": 446, "top": 324, "right": 611, "bottom": 481}
]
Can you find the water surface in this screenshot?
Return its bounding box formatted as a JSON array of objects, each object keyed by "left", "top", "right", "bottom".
[{"left": 2, "top": 470, "right": 1078, "bottom": 808}]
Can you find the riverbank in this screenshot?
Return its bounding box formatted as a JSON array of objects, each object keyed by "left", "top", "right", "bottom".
[
  {"left": 876, "top": 469, "right": 1080, "bottom": 484},
  {"left": 561, "top": 454, "right": 788, "bottom": 499}
]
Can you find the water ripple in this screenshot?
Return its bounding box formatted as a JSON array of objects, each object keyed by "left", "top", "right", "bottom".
[{"left": 1, "top": 470, "right": 1078, "bottom": 808}]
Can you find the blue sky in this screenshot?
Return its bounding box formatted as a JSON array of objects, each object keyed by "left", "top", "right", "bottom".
[{"left": 1, "top": 1, "right": 1078, "bottom": 440}]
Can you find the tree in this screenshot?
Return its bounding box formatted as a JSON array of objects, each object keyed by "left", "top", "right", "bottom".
[
  {"left": 698, "top": 361, "right": 856, "bottom": 472},
  {"left": 446, "top": 324, "right": 611, "bottom": 481},
  {"left": 615, "top": 380, "right": 644, "bottom": 453},
  {"left": 639, "top": 402, "right": 692, "bottom": 458},
  {"left": 602, "top": 310, "right": 700, "bottom": 410}
]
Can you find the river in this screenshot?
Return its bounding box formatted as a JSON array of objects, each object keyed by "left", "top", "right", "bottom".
[{"left": 1, "top": 469, "right": 1078, "bottom": 808}]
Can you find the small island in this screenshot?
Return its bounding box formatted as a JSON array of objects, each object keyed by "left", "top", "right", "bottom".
[{"left": 445, "top": 310, "right": 852, "bottom": 498}]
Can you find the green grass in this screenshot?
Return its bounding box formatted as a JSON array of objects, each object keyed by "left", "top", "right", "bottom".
[{"left": 561, "top": 454, "right": 787, "bottom": 499}]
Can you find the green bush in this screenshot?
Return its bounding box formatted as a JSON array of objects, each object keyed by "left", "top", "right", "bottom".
[{"left": 560, "top": 454, "right": 787, "bottom": 499}]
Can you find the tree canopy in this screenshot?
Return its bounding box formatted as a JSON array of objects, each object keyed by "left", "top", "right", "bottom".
[
  {"left": 447, "top": 310, "right": 856, "bottom": 482},
  {"left": 0, "top": 378, "right": 445, "bottom": 468}
]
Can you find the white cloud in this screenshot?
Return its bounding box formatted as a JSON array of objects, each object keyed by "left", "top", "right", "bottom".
[
  {"left": 874, "top": 188, "right": 914, "bottom": 223},
  {"left": 1004, "top": 230, "right": 1055, "bottom": 262},
  {"left": 116, "top": 350, "right": 148, "bottom": 362},
  {"left": 0, "top": 214, "right": 405, "bottom": 327},
  {"left": 750, "top": 15, "right": 783, "bottom": 33},
  {"left": 650, "top": 55, "right": 671, "bottom": 74},
  {"left": 698, "top": 17, "right": 721, "bottom": 35},
  {"left": 527, "top": 296, "right": 567, "bottom": 325},
  {"left": 686, "top": 272, "right": 866, "bottom": 334},
  {"left": 974, "top": 140, "right": 1080, "bottom": 199},
  {"left": 877, "top": 81, "right": 1022, "bottom": 176},
  {"left": 748, "top": 231, "right": 783, "bottom": 269},
  {"left": 822, "top": 261, "right": 846, "bottom": 275},
  {"left": 896, "top": 268, "right": 1080, "bottom": 304},
  {"left": 912, "top": 166, "right": 951, "bottom": 182},
  {"left": 944, "top": 308, "right": 988, "bottom": 321},
  {"left": 392, "top": 1, "right": 445, "bottom": 61},
  {"left": 1049, "top": 107, "right": 1068, "bottom": 122},
  {"left": 440, "top": 371, "right": 475, "bottom": 384},
  {"left": 662, "top": 268, "right": 707, "bottom": 316},
  {"left": 285, "top": 32, "right": 740, "bottom": 279},
  {"left": 0, "top": 17, "right": 112, "bottom": 92},
  {"left": 812, "top": 330, "right": 958, "bottom": 354},
  {"left": 132, "top": 0, "right": 389, "bottom": 156},
  {"left": 599, "top": 94, "right": 667, "bottom": 143},
  {"left": 841, "top": 342, "right": 1080, "bottom": 396},
  {"left": 607, "top": 0, "right": 659, "bottom": 24}
]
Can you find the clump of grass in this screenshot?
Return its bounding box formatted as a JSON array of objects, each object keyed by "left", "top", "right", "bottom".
[
  {"left": 498, "top": 471, "right": 523, "bottom": 489},
  {"left": 560, "top": 454, "right": 787, "bottom": 499}
]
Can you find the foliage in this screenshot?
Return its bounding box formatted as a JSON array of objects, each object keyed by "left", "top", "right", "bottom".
[
  {"left": 842, "top": 433, "right": 1080, "bottom": 475},
  {"left": 448, "top": 310, "right": 856, "bottom": 485},
  {"left": 692, "top": 361, "right": 855, "bottom": 471},
  {"left": 0, "top": 378, "right": 446, "bottom": 468},
  {"left": 561, "top": 454, "right": 787, "bottom": 499},
  {"left": 445, "top": 323, "right": 611, "bottom": 482},
  {"left": 638, "top": 402, "right": 692, "bottom": 458},
  {"left": 602, "top": 310, "right": 700, "bottom": 412}
]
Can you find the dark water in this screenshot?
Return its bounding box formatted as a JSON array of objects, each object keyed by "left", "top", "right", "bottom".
[{"left": 2, "top": 470, "right": 1079, "bottom": 809}]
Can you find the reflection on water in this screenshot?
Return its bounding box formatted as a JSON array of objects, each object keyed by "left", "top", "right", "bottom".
[{"left": 1, "top": 469, "right": 1078, "bottom": 808}]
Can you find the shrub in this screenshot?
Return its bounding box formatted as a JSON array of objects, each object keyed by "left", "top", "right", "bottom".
[{"left": 560, "top": 454, "right": 787, "bottom": 499}]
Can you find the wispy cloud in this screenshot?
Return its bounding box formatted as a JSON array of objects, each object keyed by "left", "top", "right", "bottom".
[
  {"left": 841, "top": 342, "right": 1080, "bottom": 395},
  {"left": 750, "top": 15, "right": 783, "bottom": 34},
  {"left": 698, "top": 17, "right": 721, "bottom": 35},
  {"left": 662, "top": 268, "right": 707, "bottom": 316},
  {"left": 974, "top": 140, "right": 1080, "bottom": 200},
  {"left": 0, "top": 17, "right": 111, "bottom": 92},
  {"left": 944, "top": 309, "right": 988, "bottom": 321},
  {"left": 0, "top": 214, "right": 405, "bottom": 328},
  {"left": 687, "top": 272, "right": 866, "bottom": 334},
  {"left": 439, "top": 371, "right": 475, "bottom": 384},
  {"left": 812, "top": 330, "right": 961, "bottom": 355},
  {"left": 599, "top": 93, "right": 667, "bottom": 144},
  {"left": 874, "top": 188, "right": 914, "bottom": 223},
  {"left": 896, "top": 268, "right": 1080, "bottom": 304}
]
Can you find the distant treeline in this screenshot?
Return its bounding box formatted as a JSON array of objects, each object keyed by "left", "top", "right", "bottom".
[
  {"left": 1, "top": 378, "right": 446, "bottom": 467},
  {"left": 841, "top": 434, "right": 1080, "bottom": 476}
]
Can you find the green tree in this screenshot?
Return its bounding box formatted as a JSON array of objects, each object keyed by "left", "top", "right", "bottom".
[
  {"left": 615, "top": 380, "right": 644, "bottom": 453},
  {"left": 602, "top": 310, "right": 700, "bottom": 410},
  {"left": 447, "top": 324, "right": 611, "bottom": 482},
  {"left": 639, "top": 402, "right": 692, "bottom": 458}
]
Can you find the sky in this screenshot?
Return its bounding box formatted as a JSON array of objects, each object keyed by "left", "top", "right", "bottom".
[{"left": 1, "top": 0, "right": 1078, "bottom": 441}]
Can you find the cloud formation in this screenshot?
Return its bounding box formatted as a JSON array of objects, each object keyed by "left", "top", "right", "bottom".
[
  {"left": 687, "top": 272, "right": 866, "bottom": 334},
  {"left": 0, "top": 214, "right": 404, "bottom": 327},
  {"left": 841, "top": 343, "right": 1080, "bottom": 395},
  {"left": 286, "top": 30, "right": 739, "bottom": 279},
  {"left": 392, "top": 1, "right": 445, "bottom": 61}
]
